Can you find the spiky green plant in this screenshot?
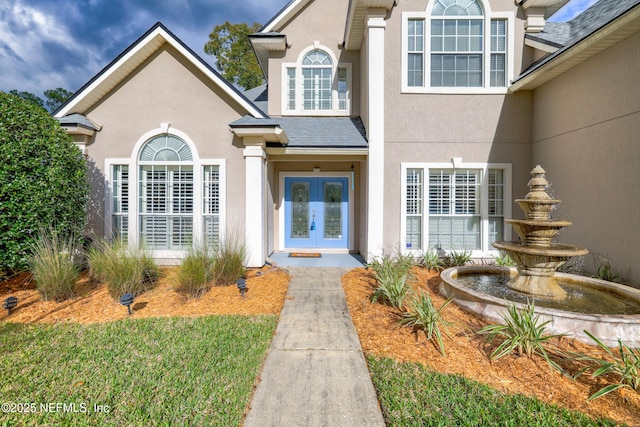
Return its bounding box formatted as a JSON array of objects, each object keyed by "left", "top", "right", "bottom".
[
  {"left": 577, "top": 331, "right": 640, "bottom": 400},
  {"left": 399, "top": 291, "right": 454, "bottom": 355},
  {"left": 176, "top": 246, "right": 215, "bottom": 297},
  {"left": 593, "top": 260, "right": 622, "bottom": 283},
  {"left": 422, "top": 249, "right": 446, "bottom": 272},
  {"left": 369, "top": 252, "right": 414, "bottom": 309},
  {"left": 447, "top": 248, "right": 472, "bottom": 267},
  {"left": 493, "top": 252, "right": 516, "bottom": 267},
  {"left": 29, "top": 231, "right": 82, "bottom": 301},
  {"left": 479, "top": 302, "right": 566, "bottom": 373},
  {"left": 87, "top": 240, "right": 159, "bottom": 299}
]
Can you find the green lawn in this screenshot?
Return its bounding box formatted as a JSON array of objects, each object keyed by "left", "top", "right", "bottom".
[
  {"left": 0, "top": 316, "right": 276, "bottom": 426},
  {"left": 368, "top": 356, "right": 622, "bottom": 427}
]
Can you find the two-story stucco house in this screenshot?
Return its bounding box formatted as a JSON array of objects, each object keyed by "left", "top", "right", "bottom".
[{"left": 54, "top": 0, "right": 640, "bottom": 283}]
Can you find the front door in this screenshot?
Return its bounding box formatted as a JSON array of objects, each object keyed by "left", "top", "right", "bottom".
[{"left": 284, "top": 177, "right": 349, "bottom": 249}]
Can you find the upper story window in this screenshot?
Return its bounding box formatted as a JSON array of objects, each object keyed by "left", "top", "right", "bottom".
[
  {"left": 283, "top": 46, "right": 351, "bottom": 115},
  {"left": 402, "top": 0, "right": 512, "bottom": 94}
]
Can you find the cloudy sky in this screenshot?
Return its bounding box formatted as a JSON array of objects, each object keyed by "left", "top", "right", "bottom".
[{"left": 0, "top": 0, "right": 597, "bottom": 100}]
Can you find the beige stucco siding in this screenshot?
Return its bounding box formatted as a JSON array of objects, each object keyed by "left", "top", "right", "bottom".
[
  {"left": 531, "top": 31, "right": 640, "bottom": 283},
  {"left": 266, "top": 0, "right": 361, "bottom": 117},
  {"left": 83, "top": 44, "right": 247, "bottom": 236},
  {"left": 378, "top": 0, "right": 533, "bottom": 250}
]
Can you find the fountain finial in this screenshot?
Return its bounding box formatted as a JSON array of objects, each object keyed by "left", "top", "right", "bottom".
[{"left": 525, "top": 165, "right": 551, "bottom": 201}]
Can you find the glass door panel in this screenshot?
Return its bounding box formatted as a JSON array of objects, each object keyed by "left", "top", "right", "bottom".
[
  {"left": 323, "top": 182, "right": 342, "bottom": 239},
  {"left": 291, "top": 182, "right": 310, "bottom": 239}
]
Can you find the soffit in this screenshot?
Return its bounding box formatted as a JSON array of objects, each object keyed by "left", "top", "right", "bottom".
[
  {"left": 512, "top": 7, "right": 640, "bottom": 90},
  {"left": 344, "top": 0, "right": 396, "bottom": 50}
]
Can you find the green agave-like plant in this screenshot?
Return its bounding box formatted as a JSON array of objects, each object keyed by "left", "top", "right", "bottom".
[
  {"left": 398, "top": 291, "right": 453, "bottom": 356},
  {"left": 479, "top": 301, "right": 566, "bottom": 373},
  {"left": 577, "top": 331, "right": 640, "bottom": 400},
  {"left": 421, "top": 249, "right": 446, "bottom": 272},
  {"left": 447, "top": 248, "right": 472, "bottom": 267},
  {"left": 369, "top": 252, "right": 414, "bottom": 309},
  {"left": 493, "top": 252, "right": 516, "bottom": 267}
]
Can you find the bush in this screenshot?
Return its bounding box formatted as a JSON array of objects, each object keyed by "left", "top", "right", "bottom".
[
  {"left": 29, "top": 230, "right": 82, "bottom": 301},
  {"left": 447, "top": 249, "right": 472, "bottom": 267},
  {"left": 369, "top": 252, "right": 414, "bottom": 309},
  {"left": 478, "top": 302, "right": 565, "bottom": 373},
  {"left": 399, "top": 291, "right": 453, "bottom": 356},
  {"left": 0, "top": 92, "right": 89, "bottom": 272},
  {"left": 88, "top": 240, "right": 159, "bottom": 299},
  {"left": 421, "top": 249, "right": 446, "bottom": 272},
  {"left": 177, "top": 246, "right": 216, "bottom": 297},
  {"left": 212, "top": 229, "right": 247, "bottom": 285}
]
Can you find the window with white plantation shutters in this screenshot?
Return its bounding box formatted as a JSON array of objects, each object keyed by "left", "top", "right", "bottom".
[
  {"left": 488, "top": 169, "right": 504, "bottom": 245},
  {"left": 112, "top": 165, "right": 129, "bottom": 242},
  {"left": 138, "top": 135, "right": 193, "bottom": 250},
  {"left": 428, "top": 169, "right": 480, "bottom": 250},
  {"left": 405, "top": 169, "right": 423, "bottom": 250},
  {"left": 203, "top": 165, "right": 220, "bottom": 248}
]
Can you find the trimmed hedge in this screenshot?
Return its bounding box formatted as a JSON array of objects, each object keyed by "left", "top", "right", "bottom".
[{"left": 0, "top": 92, "right": 89, "bottom": 272}]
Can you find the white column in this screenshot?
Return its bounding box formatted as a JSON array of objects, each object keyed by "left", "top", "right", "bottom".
[
  {"left": 366, "top": 14, "right": 386, "bottom": 260},
  {"left": 243, "top": 145, "right": 266, "bottom": 267}
]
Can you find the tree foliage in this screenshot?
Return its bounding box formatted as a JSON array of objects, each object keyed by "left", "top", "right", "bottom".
[
  {"left": 44, "top": 87, "right": 73, "bottom": 112},
  {"left": 204, "top": 21, "right": 264, "bottom": 90},
  {"left": 0, "top": 92, "right": 89, "bottom": 272},
  {"left": 8, "top": 87, "right": 73, "bottom": 112}
]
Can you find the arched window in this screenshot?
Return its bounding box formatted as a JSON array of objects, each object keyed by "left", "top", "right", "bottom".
[
  {"left": 430, "top": 0, "right": 484, "bottom": 87},
  {"left": 283, "top": 46, "right": 350, "bottom": 114},
  {"left": 138, "top": 135, "right": 194, "bottom": 249},
  {"left": 302, "top": 50, "right": 333, "bottom": 110},
  {"left": 404, "top": 0, "right": 508, "bottom": 90}
]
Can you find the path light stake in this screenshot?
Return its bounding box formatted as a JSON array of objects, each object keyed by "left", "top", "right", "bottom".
[
  {"left": 3, "top": 296, "right": 18, "bottom": 315},
  {"left": 119, "top": 293, "right": 134, "bottom": 315},
  {"left": 237, "top": 278, "right": 248, "bottom": 298}
]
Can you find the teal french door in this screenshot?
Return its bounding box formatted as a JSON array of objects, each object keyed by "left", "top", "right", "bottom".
[{"left": 284, "top": 177, "right": 349, "bottom": 249}]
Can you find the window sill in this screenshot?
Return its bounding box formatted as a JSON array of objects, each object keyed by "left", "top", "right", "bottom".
[{"left": 401, "top": 86, "right": 509, "bottom": 95}]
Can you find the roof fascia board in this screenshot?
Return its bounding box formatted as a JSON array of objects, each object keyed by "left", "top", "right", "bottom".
[
  {"left": 261, "top": 0, "right": 311, "bottom": 33},
  {"left": 524, "top": 37, "right": 560, "bottom": 53},
  {"left": 344, "top": 0, "right": 396, "bottom": 50},
  {"left": 511, "top": 5, "right": 640, "bottom": 91},
  {"left": 265, "top": 147, "right": 369, "bottom": 156},
  {"left": 56, "top": 24, "right": 267, "bottom": 119}
]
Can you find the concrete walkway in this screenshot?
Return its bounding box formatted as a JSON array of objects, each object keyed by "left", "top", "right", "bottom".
[{"left": 244, "top": 267, "right": 385, "bottom": 427}]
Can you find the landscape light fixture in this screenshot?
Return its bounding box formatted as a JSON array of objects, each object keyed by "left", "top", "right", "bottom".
[
  {"left": 237, "top": 278, "right": 248, "bottom": 298},
  {"left": 119, "top": 293, "right": 135, "bottom": 315},
  {"left": 3, "top": 296, "right": 17, "bottom": 315}
]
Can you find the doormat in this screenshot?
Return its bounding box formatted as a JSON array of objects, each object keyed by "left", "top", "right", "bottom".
[{"left": 288, "top": 253, "right": 322, "bottom": 258}]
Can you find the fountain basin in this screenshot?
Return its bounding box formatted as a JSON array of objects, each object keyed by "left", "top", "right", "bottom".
[{"left": 440, "top": 265, "right": 640, "bottom": 347}]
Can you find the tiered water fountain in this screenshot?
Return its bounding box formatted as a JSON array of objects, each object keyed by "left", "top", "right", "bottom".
[{"left": 440, "top": 166, "right": 640, "bottom": 347}]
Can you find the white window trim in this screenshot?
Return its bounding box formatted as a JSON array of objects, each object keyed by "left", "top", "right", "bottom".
[
  {"left": 281, "top": 44, "right": 352, "bottom": 116},
  {"left": 400, "top": 160, "right": 512, "bottom": 257},
  {"left": 400, "top": 5, "right": 514, "bottom": 94},
  {"left": 104, "top": 125, "right": 226, "bottom": 260}
]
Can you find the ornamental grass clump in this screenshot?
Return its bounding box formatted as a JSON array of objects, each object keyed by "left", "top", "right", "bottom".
[
  {"left": 399, "top": 291, "right": 454, "bottom": 356},
  {"left": 88, "top": 240, "right": 159, "bottom": 299},
  {"left": 447, "top": 248, "right": 472, "bottom": 267},
  {"left": 212, "top": 228, "right": 247, "bottom": 285},
  {"left": 369, "top": 252, "right": 414, "bottom": 309},
  {"left": 576, "top": 331, "right": 640, "bottom": 400},
  {"left": 29, "top": 231, "right": 82, "bottom": 302},
  {"left": 176, "top": 246, "right": 216, "bottom": 297},
  {"left": 479, "top": 301, "right": 566, "bottom": 373}
]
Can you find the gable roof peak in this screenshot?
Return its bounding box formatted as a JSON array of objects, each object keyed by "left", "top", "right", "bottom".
[{"left": 54, "top": 22, "right": 266, "bottom": 119}]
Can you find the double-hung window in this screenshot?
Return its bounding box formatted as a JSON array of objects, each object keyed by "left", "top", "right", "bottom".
[
  {"left": 402, "top": 163, "right": 511, "bottom": 254},
  {"left": 403, "top": 0, "right": 512, "bottom": 92},
  {"left": 283, "top": 47, "right": 351, "bottom": 115}
]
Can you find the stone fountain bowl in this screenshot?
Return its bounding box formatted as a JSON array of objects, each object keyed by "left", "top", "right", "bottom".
[
  {"left": 506, "top": 220, "right": 572, "bottom": 246},
  {"left": 440, "top": 265, "right": 640, "bottom": 348}
]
